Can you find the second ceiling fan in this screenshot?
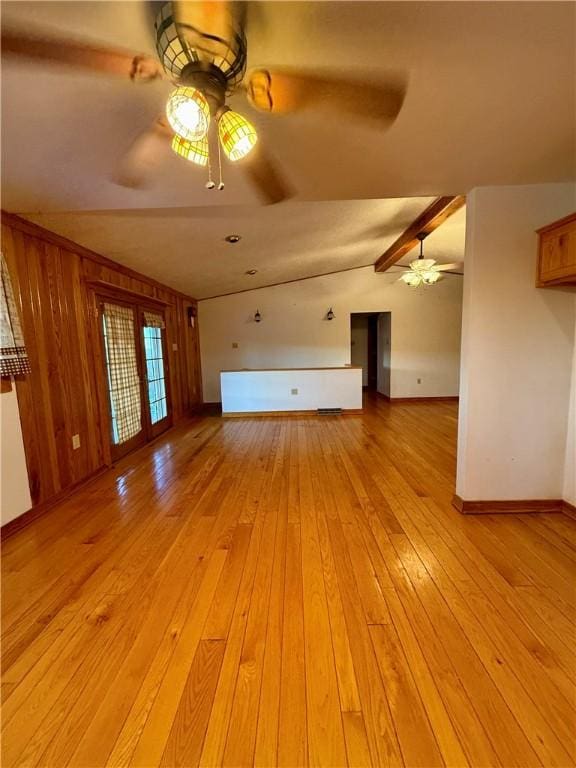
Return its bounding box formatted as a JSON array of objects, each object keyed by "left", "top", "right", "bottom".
[
  {"left": 399, "top": 232, "right": 463, "bottom": 287},
  {"left": 2, "top": 0, "right": 406, "bottom": 203}
]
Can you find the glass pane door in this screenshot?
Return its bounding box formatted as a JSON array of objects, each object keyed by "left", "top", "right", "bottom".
[
  {"left": 101, "top": 301, "right": 146, "bottom": 459},
  {"left": 142, "top": 311, "right": 171, "bottom": 438}
]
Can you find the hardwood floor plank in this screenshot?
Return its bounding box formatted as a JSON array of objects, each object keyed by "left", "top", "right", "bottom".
[
  {"left": 309, "top": 424, "right": 362, "bottom": 714},
  {"left": 221, "top": 484, "right": 280, "bottom": 765},
  {"left": 200, "top": 426, "right": 272, "bottom": 767},
  {"left": 342, "top": 711, "right": 373, "bottom": 768},
  {"left": 129, "top": 548, "right": 228, "bottom": 766},
  {"left": 202, "top": 523, "right": 253, "bottom": 641},
  {"left": 254, "top": 441, "right": 288, "bottom": 767},
  {"left": 383, "top": 586, "right": 470, "bottom": 767},
  {"left": 327, "top": 518, "right": 404, "bottom": 767},
  {"left": 277, "top": 522, "right": 308, "bottom": 767},
  {"left": 315, "top": 505, "right": 362, "bottom": 714},
  {"left": 160, "top": 639, "right": 226, "bottom": 768},
  {"left": 369, "top": 624, "right": 443, "bottom": 767},
  {"left": 520, "top": 515, "right": 576, "bottom": 563},
  {"left": 297, "top": 424, "right": 348, "bottom": 767}
]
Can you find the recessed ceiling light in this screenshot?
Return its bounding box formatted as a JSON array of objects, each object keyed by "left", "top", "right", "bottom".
[
  {"left": 225, "top": 234, "right": 241, "bottom": 244},
  {"left": 245, "top": 269, "right": 257, "bottom": 276}
]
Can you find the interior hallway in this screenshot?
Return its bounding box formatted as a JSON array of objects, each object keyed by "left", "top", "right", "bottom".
[{"left": 1, "top": 395, "right": 575, "bottom": 767}]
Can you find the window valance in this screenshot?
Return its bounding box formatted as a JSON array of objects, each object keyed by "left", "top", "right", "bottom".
[{"left": 1, "top": 253, "right": 31, "bottom": 377}]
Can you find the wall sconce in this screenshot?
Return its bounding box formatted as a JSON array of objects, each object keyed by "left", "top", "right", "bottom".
[
  {"left": 254, "top": 309, "right": 262, "bottom": 323},
  {"left": 326, "top": 307, "right": 335, "bottom": 321}
]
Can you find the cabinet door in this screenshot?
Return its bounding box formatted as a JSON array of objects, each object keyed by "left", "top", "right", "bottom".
[{"left": 538, "top": 217, "right": 576, "bottom": 285}]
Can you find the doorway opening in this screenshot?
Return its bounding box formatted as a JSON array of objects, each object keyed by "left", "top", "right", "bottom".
[{"left": 350, "top": 312, "right": 391, "bottom": 397}]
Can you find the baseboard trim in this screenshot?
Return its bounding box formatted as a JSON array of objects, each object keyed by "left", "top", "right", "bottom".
[
  {"left": 1, "top": 467, "right": 108, "bottom": 540},
  {"left": 378, "top": 393, "right": 459, "bottom": 403},
  {"left": 200, "top": 401, "right": 223, "bottom": 416},
  {"left": 222, "top": 408, "right": 363, "bottom": 418},
  {"left": 562, "top": 500, "right": 576, "bottom": 520},
  {"left": 452, "top": 494, "right": 564, "bottom": 515}
]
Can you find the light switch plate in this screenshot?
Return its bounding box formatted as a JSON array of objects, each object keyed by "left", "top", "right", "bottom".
[
  {"left": 72, "top": 434, "right": 81, "bottom": 450},
  {"left": 172, "top": 343, "right": 178, "bottom": 351}
]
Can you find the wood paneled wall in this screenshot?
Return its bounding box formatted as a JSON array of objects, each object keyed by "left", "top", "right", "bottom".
[{"left": 1, "top": 212, "right": 202, "bottom": 509}]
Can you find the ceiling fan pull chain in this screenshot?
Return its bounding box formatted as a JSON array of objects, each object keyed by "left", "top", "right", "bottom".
[
  {"left": 205, "top": 141, "right": 215, "bottom": 189},
  {"left": 217, "top": 133, "right": 225, "bottom": 191}
]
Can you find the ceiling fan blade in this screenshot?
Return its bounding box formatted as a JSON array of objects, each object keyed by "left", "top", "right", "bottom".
[
  {"left": 241, "top": 144, "right": 292, "bottom": 205},
  {"left": 1, "top": 28, "right": 164, "bottom": 81},
  {"left": 173, "top": 1, "right": 234, "bottom": 60},
  {"left": 245, "top": 68, "right": 405, "bottom": 127},
  {"left": 434, "top": 262, "right": 463, "bottom": 271},
  {"left": 114, "top": 117, "right": 172, "bottom": 188}
]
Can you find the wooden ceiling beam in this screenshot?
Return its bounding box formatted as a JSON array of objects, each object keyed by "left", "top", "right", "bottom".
[{"left": 374, "top": 195, "right": 466, "bottom": 272}]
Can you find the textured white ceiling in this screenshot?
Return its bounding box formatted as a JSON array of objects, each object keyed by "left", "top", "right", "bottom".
[
  {"left": 24, "top": 197, "right": 469, "bottom": 298},
  {"left": 1, "top": 1, "right": 571, "bottom": 296}
]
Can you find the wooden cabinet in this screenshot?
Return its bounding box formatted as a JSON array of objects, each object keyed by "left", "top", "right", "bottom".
[{"left": 536, "top": 212, "right": 576, "bottom": 286}]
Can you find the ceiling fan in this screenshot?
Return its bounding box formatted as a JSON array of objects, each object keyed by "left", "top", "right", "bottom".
[
  {"left": 399, "top": 232, "right": 463, "bottom": 287},
  {"left": 1, "top": 1, "right": 406, "bottom": 204}
]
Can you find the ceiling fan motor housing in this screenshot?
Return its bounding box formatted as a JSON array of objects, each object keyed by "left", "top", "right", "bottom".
[
  {"left": 154, "top": 1, "right": 247, "bottom": 95},
  {"left": 180, "top": 64, "right": 228, "bottom": 115}
]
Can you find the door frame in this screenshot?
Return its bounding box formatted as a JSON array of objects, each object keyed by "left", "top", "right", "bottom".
[
  {"left": 92, "top": 286, "right": 173, "bottom": 462},
  {"left": 140, "top": 310, "right": 173, "bottom": 441},
  {"left": 367, "top": 314, "right": 378, "bottom": 391}
]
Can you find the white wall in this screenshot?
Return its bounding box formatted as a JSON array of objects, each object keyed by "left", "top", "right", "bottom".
[
  {"left": 1, "top": 387, "right": 31, "bottom": 525},
  {"left": 221, "top": 368, "right": 363, "bottom": 413},
  {"left": 199, "top": 267, "right": 463, "bottom": 403},
  {"left": 457, "top": 183, "right": 576, "bottom": 502},
  {"left": 350, "top": 315, "right": 369, "bottom": 386}
]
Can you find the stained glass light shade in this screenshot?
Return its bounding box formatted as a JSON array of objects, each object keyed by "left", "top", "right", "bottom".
[
  {"left": 166, "top": 86, "right": 210, "bottom": 141},
  {"left": 218, "top": 110, "right": 257, "bottom": 161},
  {"left": 171, "top": 134, "right": 209, "bottom": 166}
]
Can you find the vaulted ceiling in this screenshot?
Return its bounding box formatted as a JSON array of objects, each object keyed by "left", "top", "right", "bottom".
[{"left": 1, "top": 1, "right": 574, "bottom": 296}]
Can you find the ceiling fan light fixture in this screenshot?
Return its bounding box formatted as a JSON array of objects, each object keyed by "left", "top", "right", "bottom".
[
  {"left": 400, "top": 231, "right": 445, "bottom": 287},
  {"left": 166, "top": 86, "right": 210, "bottom": 141},
  {"left": 422, "top": 270, "right": 441, "bottom": 285},
  {"left": 171, "top": 134, "right": 209, "bottom": 167},
  {"left": 400, "top": 272, "right": 422, "bottom": 287},
  {"left": 409, "top": 258, "right": 436, "bottom": 273},
  {"left": 218, "top": 110, "right": 258, "bottom": 161}
]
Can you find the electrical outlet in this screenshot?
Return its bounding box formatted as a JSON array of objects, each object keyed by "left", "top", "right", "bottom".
[
  {"left": 72, "top": 434, "right": 81, "bottom": 450},
  {"left": 291, "top": 388, "right": 298, "bottom": 395},
  {"left": 232, "top": 342, "right": 239, "bottom": 349},
  {"left": 172, "top": 342, "right": 178, "bottom": 351}
]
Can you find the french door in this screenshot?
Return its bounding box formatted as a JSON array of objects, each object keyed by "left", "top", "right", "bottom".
[{"left": 99, "top": 298, "right": 172, "bottom": 461}]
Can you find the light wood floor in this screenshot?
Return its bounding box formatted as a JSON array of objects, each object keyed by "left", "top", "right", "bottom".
[{"left": 2, "top": 396, "right": 575, "bottom": 767}]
